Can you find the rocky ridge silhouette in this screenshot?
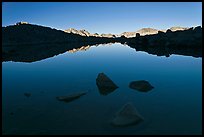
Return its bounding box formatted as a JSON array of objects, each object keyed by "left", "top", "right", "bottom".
[{"left": 2, "top": 22, "right": 202, "bottom": 62}]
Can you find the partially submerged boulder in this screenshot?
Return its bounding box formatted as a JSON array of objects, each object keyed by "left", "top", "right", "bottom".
[
  {"left": 129, "top": 80, "right": 154, "bottom": 92},
  {"left": 96, "top": 73, "right": 118, "bottom": 95},
  {"left": 56, "top": 92, "right": 87, "bottom": 103},
  {"left": 111, "top": 103, "right": 144, "bottom": 127}
]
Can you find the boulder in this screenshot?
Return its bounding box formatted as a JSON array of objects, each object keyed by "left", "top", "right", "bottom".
[
  {"left": 96, "top": 73, "right": 118, "bottom": 95},
  {"left": 56, "top": 92, "right": 87, "bottom": 103},
  {"left": 129, "top": 80, "right": 154, "bottom": 92},
  {"left": 111, "top": 103, "right": 144, "bottom": 127}
]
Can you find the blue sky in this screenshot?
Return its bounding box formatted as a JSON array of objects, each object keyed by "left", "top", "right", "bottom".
[{"left": 2, "top": 2, "right": 202, "bottom": 34}]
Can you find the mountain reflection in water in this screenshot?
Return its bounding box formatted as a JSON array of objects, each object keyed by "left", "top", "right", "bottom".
[
  {"left": 2, "top": 43, "right": 202, "bottom": 135},
  {"left": 2, "top": 42, "right": 202, "bottom": 63}
]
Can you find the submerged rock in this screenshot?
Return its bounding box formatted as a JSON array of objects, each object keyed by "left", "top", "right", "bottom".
[
  {"left": 24, "top": 93, "right": 31, "bottom": 97},
  {"left": 56, "top": 92, "right": 87, "bottom": 103},
  {"left": 111, "top": 103, "right": 144, "bottom": 127},
  {"left": 96, "top": 73, "right": 118, "bottom": 95},
  {"left": 129, "top": 80, "right": 154, "bottom": 92}
]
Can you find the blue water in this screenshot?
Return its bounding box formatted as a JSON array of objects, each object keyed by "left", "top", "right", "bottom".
[{"left": 2, "top": 43, "right": 202, "bottom": 135}]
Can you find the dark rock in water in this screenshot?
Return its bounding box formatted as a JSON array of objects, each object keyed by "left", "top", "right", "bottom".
[
  {"left": 10, "top": 112, "right": 14, "bottom": 115},
  {"left": 111, "top": 103, "right": 144, "bottom": 127},
  {"left": 56, "top": 92, "right": 87, "bottom": 103},
  {"left": 96, "top": 73, "right": 118, "bottom": 95},
  {"left": 24, "top": 93, "right": 31, "bottom": 97},
  {"left": 129, "top": 80, "right": 154, "bottom": 92}
]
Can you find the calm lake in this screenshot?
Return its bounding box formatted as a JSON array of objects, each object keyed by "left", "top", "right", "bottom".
[{"left": 2, "top": 43, "right": 202, "bottom": 135}]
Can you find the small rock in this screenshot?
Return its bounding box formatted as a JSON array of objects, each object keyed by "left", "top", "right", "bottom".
[
  {"left": 111, "top": 103, "right": 144, "bottom": 127},
  {"left": 10, "top": 112, "right": 14, "bottom": 115},
  {"left": 96, "top": 73, "right": 118, "bottom": 95},
  {"left": 56, "top": 92, "right": 87, "bottom": 103},
  {"left": 24, "top": 93, "right": 31, "bottom": 97},
  {"left": 129, "top": 80, "right": 154, "bottom": 92}
]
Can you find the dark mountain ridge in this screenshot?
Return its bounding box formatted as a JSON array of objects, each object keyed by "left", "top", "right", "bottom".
[{"left": 2, "top": 23, "right": 202, "bottom": 62}]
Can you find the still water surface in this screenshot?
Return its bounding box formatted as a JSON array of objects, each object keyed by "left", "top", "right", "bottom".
[{"left": 2, "top": 43, "right": 202, "bottom": 135}]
